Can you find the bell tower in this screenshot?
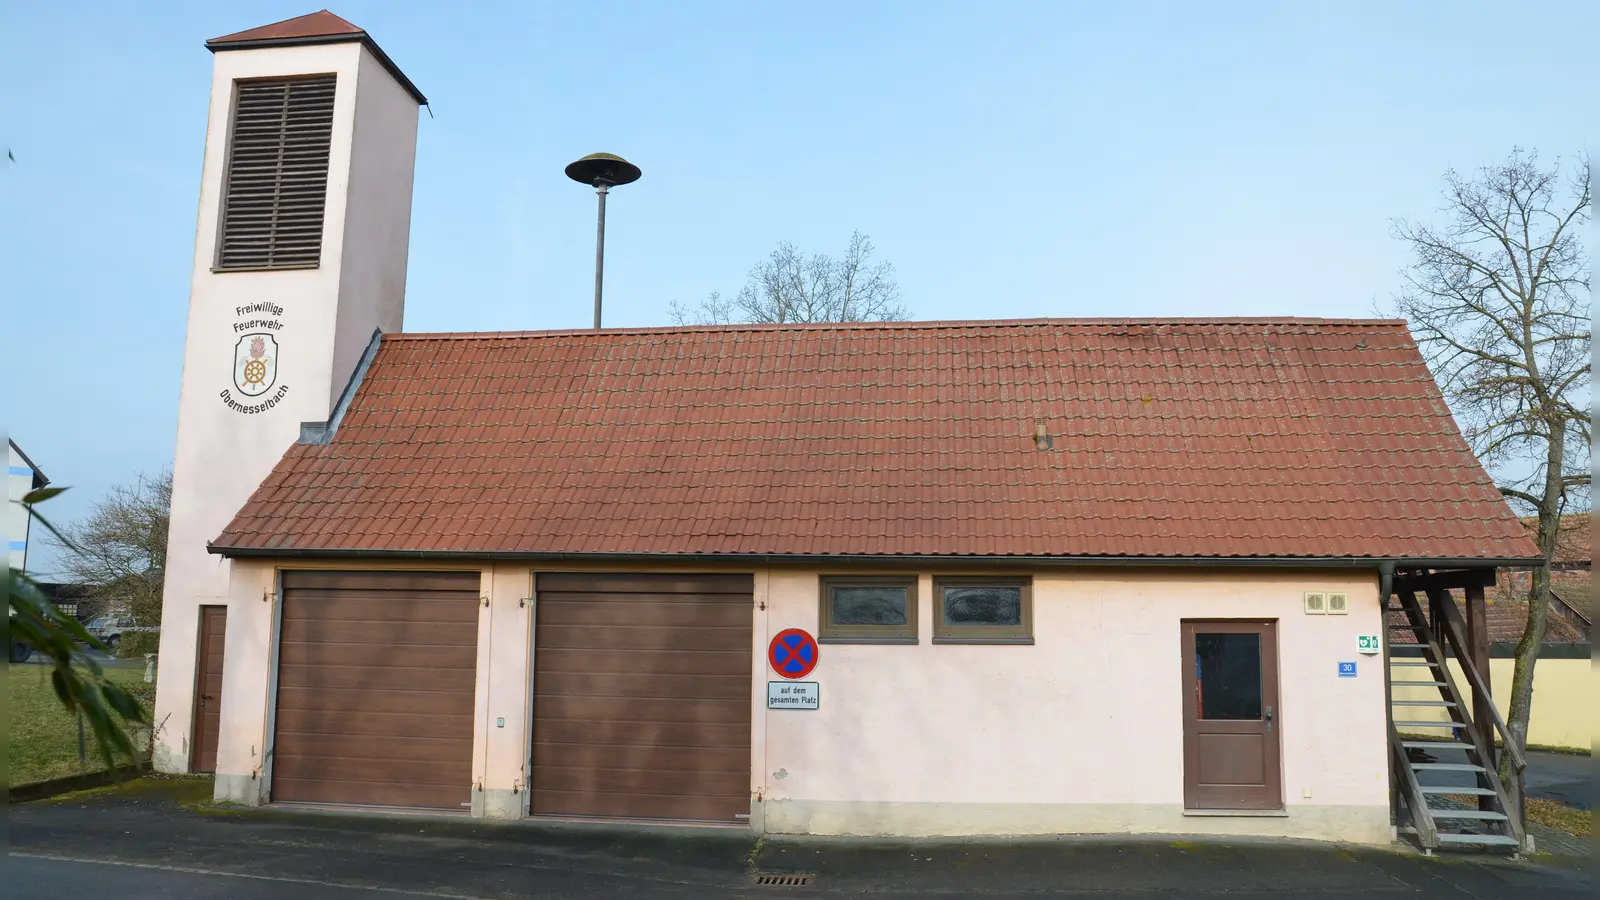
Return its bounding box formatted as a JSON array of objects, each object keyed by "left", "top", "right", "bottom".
[{"left": 152, "top": 11, "right": 424, "bottom": 774}]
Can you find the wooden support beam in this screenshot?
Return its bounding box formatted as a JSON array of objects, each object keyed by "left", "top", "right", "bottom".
[
  {"left": 1392, "top": 568, "right": 1497, "bottom": 594},
  {"left": 1463, "top": 582, "right": 1495, "bottom": 794},
  {"left": 1465, "top": 582, "right": 1497, "bottom": 807}
]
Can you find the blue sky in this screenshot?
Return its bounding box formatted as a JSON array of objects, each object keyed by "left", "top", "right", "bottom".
[{"left": 1, "top": 1, "right": 1593, "bottom": 574}]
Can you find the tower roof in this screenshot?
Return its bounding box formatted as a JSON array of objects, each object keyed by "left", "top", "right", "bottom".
[
  {"left": 207, "top": 10, "right": 426, "bottom": 105},
  {"left": 208, "top": 9, "right": 363, "bottom": 43}
]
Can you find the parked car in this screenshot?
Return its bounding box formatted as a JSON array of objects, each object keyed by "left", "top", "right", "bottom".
[{"left": 85, "top": 614, "right": 157, "bottom": 651}]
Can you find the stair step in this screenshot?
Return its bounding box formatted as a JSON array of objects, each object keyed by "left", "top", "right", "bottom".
[
  {"left": 1419, "top": 786, "right": 1496, "bottom": 796},
  {"left": 1390, "top": 660, "right": 1437, "bottom": 667},
  {"left": 1402, "top": 740, "right": 1470, "bottom": 750},
  {"left": 1394, "top": 720, "right": 1460, "bottom": 728},
  {"left": 1436, "top": 833, "right": 1520, "bottom": 848},
  {"left": 1392, "top": 681, "right": 1450, "bottom": 688},
  {"left": 1411, "top": 762, "right": 1485, "bottom": 772},
  {"left": 1390, "top": 642, "right": 1424, "bottom": 648},
  {"left": 1428, "top": 809, "right": 1508, "bottom": 821},
  {"left": 1393, "top": 699, "right": 1457, "bottom": 707}
]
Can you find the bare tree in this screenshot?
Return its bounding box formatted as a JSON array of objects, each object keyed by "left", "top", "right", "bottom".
[
  {"left": 671, "top": 231, "right": 909, "bottom": 325},
  {"left": 48, "top": 471, "right": 172, "bottom": 628},
  {"left": 1391, "top": 149, "right": 1590, "bottom": 790}
]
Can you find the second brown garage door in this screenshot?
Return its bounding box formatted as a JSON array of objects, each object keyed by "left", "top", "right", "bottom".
[
  {"left": 273, "top": 570, "right": 479, "bottom": 809},
  {"left": 531, "top": 573, "right": 753, "bottom": 822}
]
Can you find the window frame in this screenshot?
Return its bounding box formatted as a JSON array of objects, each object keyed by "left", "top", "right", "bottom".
[
  {"left": 818, "top": 575, "right": 919, "bottom": 644},
  {"left": 932, "top": 576, "right": 1034, "bottom": 644}
]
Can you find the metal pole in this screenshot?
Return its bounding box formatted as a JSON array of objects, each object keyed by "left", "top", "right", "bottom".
[{"left": 592, "top": 183, "right": 609, "bottom": 329}]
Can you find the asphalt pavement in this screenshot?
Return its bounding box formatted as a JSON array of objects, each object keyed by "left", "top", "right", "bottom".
[
  {"left": 8, "top": 778, "right": 1592, "bottom": 899},
  {"left": 1523, "top": 750, "right": 1594, "bottom": 810},
  {"left": 10, "top": 857, "right": 411, "bottom": 900},
  {"left": 1410, "top": 746, "right": 1593, "bottom": 809},
  {"left": 17, "top": 645, "right": 143, "bottom": 668}
]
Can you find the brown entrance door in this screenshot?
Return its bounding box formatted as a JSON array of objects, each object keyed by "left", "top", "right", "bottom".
[
  {"left": 192, "top": 605, "right": 228, "bottom": 774},
  {"left": 1181, "top": 620, "right": 1282, "bottom": 810}
]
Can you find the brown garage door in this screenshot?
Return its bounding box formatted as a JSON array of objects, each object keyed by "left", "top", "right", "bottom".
[
  {"left": 532, "top": 573, "right": 753, "bottom": 822},
  {"left": 273, "top": 570, "right": 479, "bottom": 809}
]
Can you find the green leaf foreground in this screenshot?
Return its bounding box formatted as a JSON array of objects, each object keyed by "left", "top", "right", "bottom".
[{"left": 10, "top": 488, "right": 150, "bottom": 777}]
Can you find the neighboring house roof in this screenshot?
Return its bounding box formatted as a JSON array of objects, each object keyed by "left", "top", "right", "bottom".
[
  {"left": 1517, "top": 514, "right": 1590, "bottom": 568},
  {"left": 212, "top": 318, "right": 1542, "bottom": 562},
  {"left": 1480, "top": 594, "right": 1586, "bottom": 643},
  {"left": 35, "top": 582, "right": 94, "bottom": 618},
  {"left": 1549, "top": 572, "right": 1592, "bottom": 626},
  {"left": 1388, "top": 576, "right": 1592, "bottom": 646},
  {"left": 9, "top": 439, "right": 49, "bottom": 490}
]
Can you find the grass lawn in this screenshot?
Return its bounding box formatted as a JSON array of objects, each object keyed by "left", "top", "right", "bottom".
[{"left": 8, "top": 664, "right": 157, "bottom": 787}]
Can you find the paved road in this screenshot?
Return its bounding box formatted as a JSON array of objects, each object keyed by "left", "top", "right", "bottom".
[
  {"left": 17, "top": 645, "right": 143, "bottom": 668},
  {"left": 8, "top": 779, "right": 1591, "bottom": 899},
  {"left": 11, "top": 857, "right": 412, "bottom": 900},
  {"left": 1412, "top": 746, "right": 1593, "bottom": 809},
  {"left": 1523, "top": 750, "right": 1593, "bottom": 809}
]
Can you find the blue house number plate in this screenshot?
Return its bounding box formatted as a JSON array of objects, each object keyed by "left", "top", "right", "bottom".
[{"left": 1338, "top": 661, "right": 1358, "bottom": 678}]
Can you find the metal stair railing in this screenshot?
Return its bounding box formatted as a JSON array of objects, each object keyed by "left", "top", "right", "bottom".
[
  {"left": 1389, "top": 719, "right": 1440, "bottom": 850},
  {"left": 1424, "top": 588, "right": 1528, "bottom": 834},
  {"left": 1393, "top": 590, "right": 1526, "bottom": 851}
]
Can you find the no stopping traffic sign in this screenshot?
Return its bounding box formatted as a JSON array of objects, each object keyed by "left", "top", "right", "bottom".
[{"left": 768, "top": 628, "right": 819, "bottom": 679}]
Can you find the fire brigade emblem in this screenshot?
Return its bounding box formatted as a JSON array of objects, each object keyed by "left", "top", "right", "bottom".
[{"left": 233, "top": 334, "right": 278, "bottom": 397}]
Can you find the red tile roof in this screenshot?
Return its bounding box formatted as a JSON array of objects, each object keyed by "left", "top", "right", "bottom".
[
  {"left": 209, "top": 10, "right": 363, "bottom": 44},
  {"left": 1549, "top": 572, "right": 1592, "bottom": 626},
  {"left": 1517, "top": 515, "right": 1591, "bottom": 567},
  {"left": 206, "top": 10, "right": 427, "bottom": 105},
  {"left": 1388, "top": 590, "right": 1586, "bottom": 645},
  {"left": 212, "top": 319, "right": 1542, "bottom": 561}
]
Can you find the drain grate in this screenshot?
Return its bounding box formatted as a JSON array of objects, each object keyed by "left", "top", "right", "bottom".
[{"left": 753, "top": 872, "right": 816, "bottom": 887}]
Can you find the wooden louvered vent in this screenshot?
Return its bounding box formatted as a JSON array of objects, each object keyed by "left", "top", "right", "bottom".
[{"left": 217, "top": 76, "right": 337, "bottom": 270}]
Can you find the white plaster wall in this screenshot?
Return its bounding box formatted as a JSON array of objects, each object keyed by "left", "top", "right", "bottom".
[
  {"left": 481, "top": 563, "right": 1386, "bottom": 842},
  {"left": 213, "top": 558, "right": 276, "bottom": 804},
  {"left": 331, "top": 46, "right": 417, "bottom": 407},
  {"left": 477, "top": 565, "right": 534, "bottom": 818},
  {"left": 209, "top": 559, "right": 1389, "bottom": 843},
  {"left": 154, "top": 41, "right": 418, "bottom": 775},
  {"left": 758, "top": 568, "right": 1389, "bottom": 841}
]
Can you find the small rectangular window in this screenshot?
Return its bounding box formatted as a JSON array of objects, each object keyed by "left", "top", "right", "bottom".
[
  {"left": 1194, "top": 632, "right": 1263, "bottom": 720},
  {"left": 933, "top": 577, "right": 1032, "bottom": 644},
  {"left": 819, "top": 576, "right": 917, "bottom": 643}
]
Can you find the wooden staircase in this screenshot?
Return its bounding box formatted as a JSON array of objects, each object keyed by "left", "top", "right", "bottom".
[{"left": 1386, "top": 583, "right": 1527, "bottom": 854}]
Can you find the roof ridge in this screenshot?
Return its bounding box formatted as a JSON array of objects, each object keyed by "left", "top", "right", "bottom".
[{"left": 386, "top": 317, "right": 1410, "bottom": 342}]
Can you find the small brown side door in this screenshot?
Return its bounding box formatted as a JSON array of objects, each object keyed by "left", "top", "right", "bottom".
[
  {"left": 192, "top": 605, "right": 228, "bottom": 774},
  {"left": 1181, "top": 620, "right": 1282, "bottom": 810}
]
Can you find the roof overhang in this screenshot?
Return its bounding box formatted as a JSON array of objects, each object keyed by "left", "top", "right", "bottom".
[
  {"left": 206, "top": 31, "right": 427, "bottom": 106},
  {"left": 206, "top": 545, "right": 1542, "bottom": 570},
  {"left": 8, "top": 438, "right": 48, "bottom": 489}
]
